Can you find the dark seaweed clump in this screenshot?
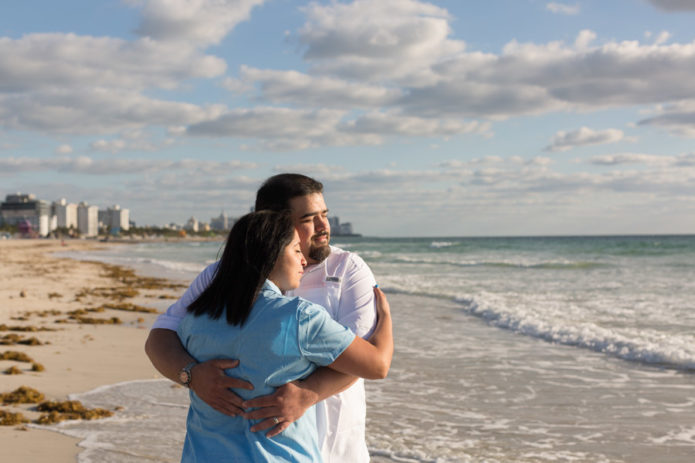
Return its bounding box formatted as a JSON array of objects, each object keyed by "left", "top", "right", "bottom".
[
  {"left": 0, "top": 351, "right": 34, "bottom": 363},
  {"left": 35, "top": 400, "right": 114, "bottom": 424},
  {"left": 0, "top": 387, "right": 115, "bottom": 426},
  {"left": 0, "top": 410, "right": 30, "bottom": 426},
  {"left": 0, "top": 386, "right": 45, "bottom": 404}
]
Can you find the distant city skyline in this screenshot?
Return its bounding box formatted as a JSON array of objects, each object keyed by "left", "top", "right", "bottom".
[
  {"left": 2, "top": 1, "right": 695, "bottom": 236},
  {"left": 0, "top": 191, "right": 361, "bottom": 237}
]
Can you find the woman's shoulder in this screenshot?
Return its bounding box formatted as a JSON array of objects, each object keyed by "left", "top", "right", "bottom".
[{"left": 294, "top": 297, "right": 330, "bottom": 323}]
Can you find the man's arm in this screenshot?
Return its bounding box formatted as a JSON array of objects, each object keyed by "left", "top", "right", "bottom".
[
  {"left": 144, "top": 263, "right": 252, "bottom": 415},
  {"left": 145, "top": 328, "right": 252, "bottom": 416},
  {"left": 243, "top": 367, "right": 357, "bottom": 436},
  {"left": 243, "top": 253, "right": 378, "bottom": 436}
]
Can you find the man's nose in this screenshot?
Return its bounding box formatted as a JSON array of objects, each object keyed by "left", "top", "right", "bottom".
[{"left": 314, "top": 215, "right": 328, "bottom": 231}]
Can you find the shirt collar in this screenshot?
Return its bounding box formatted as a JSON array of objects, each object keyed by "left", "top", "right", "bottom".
[{"left": 263, "top": 279, "right": 282, "bottom": 294}]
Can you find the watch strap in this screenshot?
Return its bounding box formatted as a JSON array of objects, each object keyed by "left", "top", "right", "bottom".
[{"left": 180, "top": 361, "right": 197, "bottom": 388}]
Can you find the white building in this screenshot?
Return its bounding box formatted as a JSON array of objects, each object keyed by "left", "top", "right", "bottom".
[
  {"left": 77, "top": 202, "right": 99, "bottom": 237},
  {"left": 184, "top": 217, "right": 199, "bottom": 232},
  {"left": 53, "top": 198, "right": 77, "bottom": 230},
  {"left": 210, "top": 212, "right": 230, "bottom": 231},
  {"left": 100, "top": 205, "right": 130, "bottom": 232},
  {"left": 339, "top": 222, "right": 354, "bottom": 235}
]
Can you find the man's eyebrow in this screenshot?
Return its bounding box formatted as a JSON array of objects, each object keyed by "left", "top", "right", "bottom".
[{"left": 298, "top": 208, "right": 329, "bottom": 219}]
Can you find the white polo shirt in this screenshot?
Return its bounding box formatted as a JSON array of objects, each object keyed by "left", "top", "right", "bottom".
[{"left": 152, "top": 245, "right": 377, "bottom": 463}]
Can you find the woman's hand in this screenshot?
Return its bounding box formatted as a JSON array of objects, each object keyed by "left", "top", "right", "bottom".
[
  {"left": 327, "top": 285, "right": 393, "bottom": 380},
  {"left": 373, "top": 285, "right": 390, "bottom": 324}
]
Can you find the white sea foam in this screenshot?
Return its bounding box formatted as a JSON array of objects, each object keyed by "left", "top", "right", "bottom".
[
  {"left": 45, "top": 236, "right": 695, "bottom": 462},
  {"left": 33, "top": 380, "right": 188, "bottom": 463},
  {"left": 453, "top": 293, "right": 695, "bottom": 371},
  {"left": 429, "top": 241, "right": 458, "bottom": 248}
]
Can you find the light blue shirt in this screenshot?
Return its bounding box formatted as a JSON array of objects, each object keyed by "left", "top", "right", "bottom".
[{"left": 177, "top": 280, "right": 356, "bottom": 463}]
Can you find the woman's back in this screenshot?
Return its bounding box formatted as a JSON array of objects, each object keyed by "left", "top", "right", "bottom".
[{"left": 177, "top": 280, "right": 354, "bottom": 463}]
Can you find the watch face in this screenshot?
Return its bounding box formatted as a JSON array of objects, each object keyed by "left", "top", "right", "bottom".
[{"left": 179, "top": 370, "right": 190, "bottom": 385}]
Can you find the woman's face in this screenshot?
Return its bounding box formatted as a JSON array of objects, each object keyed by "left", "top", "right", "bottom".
[{"left": 268, "top": 230, "right": 307, "bottom": 291}]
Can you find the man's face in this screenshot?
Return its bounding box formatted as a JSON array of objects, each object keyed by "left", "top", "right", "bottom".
[{"left": 289, "top": 192, "right": 331, "bottom": 265}]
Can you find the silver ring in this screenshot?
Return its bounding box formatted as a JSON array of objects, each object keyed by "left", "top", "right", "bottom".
[{"left": 273, "top": 417, "right": 280, "bottom": 425}]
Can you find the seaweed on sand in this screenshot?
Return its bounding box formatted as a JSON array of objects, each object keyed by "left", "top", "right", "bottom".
[
  {"left": 35, "top": 400, "right": 113, "bottom": 424},
  {"left": 1, "top": 334, "right": 45, "bottom": 346},
  {"left": 0, "top": 410, "right": 30, "bottom": 426},
  {"left": 0, "top": 324, "right": 58, "bottom": 332},
  {"left": 0, "top": 386, "right": 45, "bottom": 404},
  {"left": 0, "top": 351, "right": 34, "bottom": 363}
]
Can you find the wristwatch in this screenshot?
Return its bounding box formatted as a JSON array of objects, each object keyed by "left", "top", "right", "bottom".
[{"left": 178, "top": 361, "right": 197, "bottom": 388}]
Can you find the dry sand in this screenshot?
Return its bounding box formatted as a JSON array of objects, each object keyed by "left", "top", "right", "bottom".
[{"left": 0, "top": 239, "right": 183, "bottom": 462}]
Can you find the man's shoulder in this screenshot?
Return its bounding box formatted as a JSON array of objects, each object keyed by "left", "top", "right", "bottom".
[
  {"left": 326, "top": 245, "right": 372, "bottom": 278},
  {"left": 327, "top": 245, "right": 360, "bottom": 264}
]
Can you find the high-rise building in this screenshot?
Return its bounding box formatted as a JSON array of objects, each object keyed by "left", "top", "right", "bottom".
[
  {"left": 184, "top": 217, "right": 199, "bottom": 232},
  {"left": 0, "top": 193, "right": 51, "bottom": 236},
  {"left": 210, "top": 211, "right": 230, "bottom": 231},
  {"left": 328, "top": 215, "right": 358, "bottom": 236},
  {"left": 340, "top": 222, "right": 354, "bottom": 235},
  {"left": 52, "top": 198, "right": 78, "bottom": 230},
  {"left": 77, "top": 202, "right": 99, "bottom": 237},
  {"left": 99, "top": 205, "right": 130, "bottom": 232}
]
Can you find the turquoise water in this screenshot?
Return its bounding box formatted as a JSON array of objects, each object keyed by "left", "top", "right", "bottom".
[{"left": 51, "top": 235, "right": 695, "bottom": 462}]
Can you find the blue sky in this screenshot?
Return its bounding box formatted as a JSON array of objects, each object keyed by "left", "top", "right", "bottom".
[{"left": 2, "top": 0, "right": 695, "bottom": 236}]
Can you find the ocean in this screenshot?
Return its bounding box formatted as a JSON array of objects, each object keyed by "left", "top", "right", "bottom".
[{"left": 44, "top": 235, "right": 695, "bottom": 462}]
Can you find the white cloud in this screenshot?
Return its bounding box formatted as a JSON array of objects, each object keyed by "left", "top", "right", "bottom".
[
  {"left": 187, "top": 107, "right": 381, "bottom": 150},
  {"left": 0, "top": 155, "right": 256, "bottom": 175},
  {"left": 0, "top": 33, "right": 226, "bottom": 93},
  {"left": 647, "top": 0, "right": 695, "bottom": 11},
  {"left": 298, "top": 0, "right": 464, "bottom": 86},
  {"left": 574, "top": 30, "right": 596, "bottom": 49},
  {"left": 590, "top": 152, "right": 695, "bottom": 166},
  {"left": 239, "top": 66, "right": 403, "bottom": 108},
  {"left": 55, "top": 144, "right": 73, "bottom": 155},
  {"left": 654, "top": 31, "right": 672, "bottom": 45},
  {"left": 638, "top": 100, "right": 695, "bottom": 137},
  {"left": 89, "top": 129, "right": 178, "bottom": 154},
  {"left": 188, "top": 107, "right": 345, "bottom": 139},
  {"left": 272, "top": 163, "right": 349, "bottom": 178},
  {"left": 545, "top": 127, "right": 625, "bottom": 152},
  {"left": 400, "top": 31, "right": 695, "bottom": 120},
  {"left": 0, "top": 30, "right": 230, "bottom": 136},
  {"left": 186, "top": 105, "right": 489, "bottom": 151},
  {"left": 343, "top": 112, "right": 490, "bottom": 137},
  {"left": 0, "top": 88, "right": 226, "bottom": 134},
  {"left": 546, "top": 3, "right": 580, "bottom": 15},
  {"left": 133, "top": 0, "right": 266, "bottom": 46}
]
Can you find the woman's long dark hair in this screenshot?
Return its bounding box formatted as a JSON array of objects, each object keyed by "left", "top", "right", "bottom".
[{"left": 186, "top": 210, "right": 295, "bottom": 326}]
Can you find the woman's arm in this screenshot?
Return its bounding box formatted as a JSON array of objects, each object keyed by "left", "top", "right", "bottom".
[{"left": 328, "top": 287, "right": 393, "bottom": 379}]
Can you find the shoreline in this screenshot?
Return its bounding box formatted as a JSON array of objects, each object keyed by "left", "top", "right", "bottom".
[{"left": 0, "top": 239, "right": 184, "bottom": 462}]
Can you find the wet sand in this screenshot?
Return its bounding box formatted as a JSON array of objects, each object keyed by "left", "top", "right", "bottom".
[{"left": 0, "top": 239, "right": 182, "bottom": 462}]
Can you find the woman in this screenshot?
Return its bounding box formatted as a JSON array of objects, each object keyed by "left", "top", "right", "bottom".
[{"left": 177, "top": 210, "right": 393, "bottom": 462}]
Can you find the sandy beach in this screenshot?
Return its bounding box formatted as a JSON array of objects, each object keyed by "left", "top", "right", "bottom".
[
  {"left": 3, "top": 236, "right": 694, "bottom": 462},
  {"left": 0, "top": 239, "right": 183, "bottom": 462}
]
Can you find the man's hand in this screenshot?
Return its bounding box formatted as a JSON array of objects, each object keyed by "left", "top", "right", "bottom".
[
  {"left": 189, "top": 359, "right": 254, "bottom": 416},
  {"left": 242, "top": 381, "right": 319, "bottom": 437}
]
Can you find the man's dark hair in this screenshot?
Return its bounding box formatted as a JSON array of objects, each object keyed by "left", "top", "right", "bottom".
[
  {"left": 186, "top": 210, "right": 295, "bottom": 326},
  {"left": 255, "top": 173, "right": 323, "bottom": 212}
]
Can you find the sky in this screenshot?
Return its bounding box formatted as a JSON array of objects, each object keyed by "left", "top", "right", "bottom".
[{"left": 2, "top": 0, "right": 695, "bottom": 237}]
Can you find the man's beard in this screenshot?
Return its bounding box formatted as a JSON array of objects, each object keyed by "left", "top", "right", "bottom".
[{"left": 308, "top": 232, "right": 331, "bottom": 263}]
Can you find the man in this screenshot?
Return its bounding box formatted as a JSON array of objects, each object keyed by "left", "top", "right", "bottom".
[{"left": 145, "top": 173, "right": 379, "bottom": 462}]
